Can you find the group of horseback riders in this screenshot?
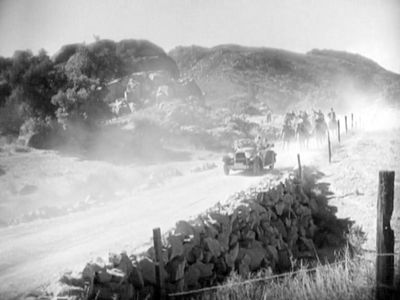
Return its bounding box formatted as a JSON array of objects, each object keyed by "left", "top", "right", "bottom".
[{"left": 281, "top": 108, "right": 337, "bottom": 148}]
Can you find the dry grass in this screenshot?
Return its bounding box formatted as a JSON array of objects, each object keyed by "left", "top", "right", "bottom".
[{"left": 194, "top": 253, "right": 376, "bottom": 300}]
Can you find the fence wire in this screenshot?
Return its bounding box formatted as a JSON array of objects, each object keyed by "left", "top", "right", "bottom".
[{"left": 167, "top": 250, "right": 400, "bottom": 298}]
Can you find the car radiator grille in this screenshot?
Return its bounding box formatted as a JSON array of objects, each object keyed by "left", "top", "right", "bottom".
[{"left": 235, "top": 153, "right": 246, "bottom": 163}]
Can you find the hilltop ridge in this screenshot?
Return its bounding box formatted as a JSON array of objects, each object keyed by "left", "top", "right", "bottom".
[{"left": 169, "top": 45, "right": 400, "bottom": 112}]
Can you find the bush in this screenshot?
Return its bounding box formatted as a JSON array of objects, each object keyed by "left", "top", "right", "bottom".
[
  {"left": 19, "top": 117, "right": 60, "bottom": 149},
  {"left": 51, "top": 82, "right": 111, "bottom": 129},
  {"left": 0, "top": 88, "right": 31, "bottom": 135}
]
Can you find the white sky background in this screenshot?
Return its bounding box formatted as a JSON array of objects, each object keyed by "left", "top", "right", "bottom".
[{"left": 0, "top": 0, "right": 399, "bottom": 73}]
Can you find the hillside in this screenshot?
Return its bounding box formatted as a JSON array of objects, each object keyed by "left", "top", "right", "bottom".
[
  {"left": 169, "top": 45, "right": 400, "bottom": 112},
  {"left": 52, "top": 39, "right": 179, "bottom": 79}
]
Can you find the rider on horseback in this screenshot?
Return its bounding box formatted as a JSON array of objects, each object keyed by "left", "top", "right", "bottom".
[
  {"left": 328, "top": 107, "right": 336, "bottom": 122},
  {"left": 255, "top": 134, "right": 263, "bottom": 149},
  {"left": 284, "top": 112, "right": 295, "bottom": 126},
  {"left": 315, "top": 109, "right": 325, "bottom": 122},
  {"left": 312, "top": 109, "right": 328, "bottom": 145},
  {"left": 281, "top": 112, "right": 296, "bottom": 149},
  {"left": 327, "top": 107, "right": 337, "bottom": 133}
]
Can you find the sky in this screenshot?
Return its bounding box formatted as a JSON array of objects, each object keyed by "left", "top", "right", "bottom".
[{"left": 0, "top": 0, "right": 399, "bottom": 73}]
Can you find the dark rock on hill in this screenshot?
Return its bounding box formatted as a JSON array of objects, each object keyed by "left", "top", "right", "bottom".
[
  {"left": 52, "top": 39, "right": 179, "bottom": 81},
  {"left": 169, "top": 45, "right": 400, "bottom": 112},
  {"left": 52, "top": 43, "right": 82, "bottom": 65}
]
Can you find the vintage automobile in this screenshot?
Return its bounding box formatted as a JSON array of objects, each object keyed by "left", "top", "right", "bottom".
[{"left": 222, "top": 138, "right": 277, "bottom": 175}]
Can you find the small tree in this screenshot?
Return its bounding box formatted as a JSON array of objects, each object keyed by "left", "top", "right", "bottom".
[
  {"left": 51, "top": 77, "right": 111, "bottom": 129},
  {"left": 0, "top": 87, "right": 31, "bottom": 135},
  {"left": 52, "top": 45, "right": 112, "bottom": 129}
]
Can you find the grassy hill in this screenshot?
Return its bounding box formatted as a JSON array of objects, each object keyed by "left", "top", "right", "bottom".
[{"left": 169, "top": 45, "right": 400, "bottom": 112}]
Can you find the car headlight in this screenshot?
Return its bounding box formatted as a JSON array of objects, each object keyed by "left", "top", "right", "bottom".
[{"left": 245, "top": 152, "right": 252, "bottom": 159}]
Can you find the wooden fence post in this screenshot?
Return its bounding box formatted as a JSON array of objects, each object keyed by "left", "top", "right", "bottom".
[
  {"left": 327, "top": 132, "right": 332, "bottom": 163},
  {"left": 351, "top": 113, "right": 354, "bottom": 129},
  {"left": 297, "top": 153, "right": 302, "bottom": 180},
  {"left": 345, "top": 116, "right": 348, "bottom": 133},
  {"left": 337, "top": 120, "right": 341, "bottom": 143},
  {"left": 376, "top": 171, "right": 395, "bottom": 300},
  {"left": 153, "top": 228, "right": 166, "bottom": 300}
]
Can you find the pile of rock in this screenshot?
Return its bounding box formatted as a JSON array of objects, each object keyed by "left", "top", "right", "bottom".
[
  {"left": 61, "top": 174, "right": 337, "bottom": 300},
  {"left": 60, "top": 253, "right": 145, "bottom": 300},
  {"left": 154, "top": 176, "right": 320, "bottom": 292}
]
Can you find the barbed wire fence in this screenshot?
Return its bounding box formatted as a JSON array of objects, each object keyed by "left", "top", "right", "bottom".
[{"left": 166, "top": 250, "right": 400, "bottom": 300}]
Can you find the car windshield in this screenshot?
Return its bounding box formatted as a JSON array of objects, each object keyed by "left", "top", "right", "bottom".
[{"left": 235, "top": 139, "right": 255, "bottom": 148}]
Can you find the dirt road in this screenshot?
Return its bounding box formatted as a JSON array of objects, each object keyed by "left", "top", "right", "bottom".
[
  {"left": 1, "top": 125, "right": 399, "bottom": 299},
  {"left": 0, "top": 153, "right": 265, "bottom": 299}
]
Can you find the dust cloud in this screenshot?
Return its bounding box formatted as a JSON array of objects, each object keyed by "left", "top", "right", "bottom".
[{"left": 341, "top": 94, "right": 400, "bottom": 131}]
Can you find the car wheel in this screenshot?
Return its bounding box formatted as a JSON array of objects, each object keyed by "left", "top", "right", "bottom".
[{"left": 223, "top": 163, "right": 230, "bottom": 175}]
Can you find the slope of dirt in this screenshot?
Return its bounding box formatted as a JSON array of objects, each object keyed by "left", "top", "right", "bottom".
[
  {"left": 281, "top": 124, "right": 400, "bottom": 252},
  {"left": 317, "top": 129, "right": 400, "bottom": 251},
  {"left": 0, "top": 152, "right": 266, "bottom": 299}
]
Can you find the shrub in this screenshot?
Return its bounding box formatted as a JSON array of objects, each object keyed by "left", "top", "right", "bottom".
[
  {"left": 19, "top": 117, "right": 60, "bottom": 149},
  {"left": 0, "top": 88, "right": 31, "bottom": 135},
  {"left": 51, "top": 81, "right": 111, "bottom": 129}
]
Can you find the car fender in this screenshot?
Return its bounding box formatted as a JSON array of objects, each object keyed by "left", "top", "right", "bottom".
[{"left": 222, "top": 155, "right": 233, "bottom": 164}]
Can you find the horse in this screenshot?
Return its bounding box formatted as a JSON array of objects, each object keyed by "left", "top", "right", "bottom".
[
  {"left": 313, "top": 119, "right": 328, "bottom": 146},
  {"left": 281, "top": 124, "right": 296, "bottom": 150},
  {"left": 327, "top": 117, "right": 337, "bottom": 137},
  {"left": 296, "top": 121, "right": 311, "bottom": 149}
]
